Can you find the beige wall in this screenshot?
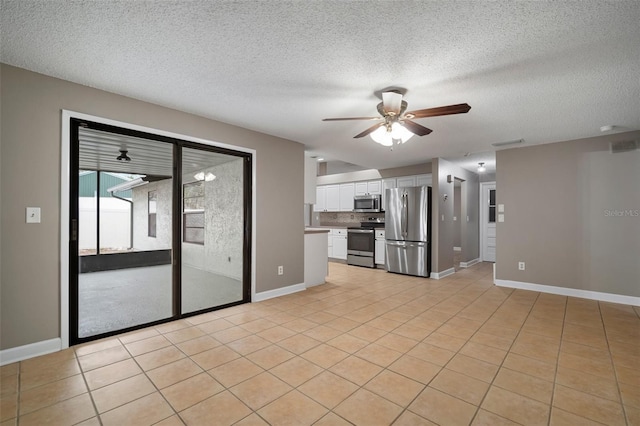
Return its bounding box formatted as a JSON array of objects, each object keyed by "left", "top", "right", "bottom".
[
  {"left": 0, "top": 64, "right": 305, "bottom": 350},
  {"left": 431, "top": 158, "right": 480, "bottom": 274},
  {"left": 496, "top": 131, "right": 640, "bottom": 297}
]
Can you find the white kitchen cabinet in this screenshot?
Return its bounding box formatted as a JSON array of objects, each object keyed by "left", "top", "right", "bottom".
[
  {"left": 396, "top": 176, "right": 416, "bottom": 188},
  {"left": 332, "top": 235, "right": 348, "bottom": 260},
  {"left": 367, "top": 180, "right": 382, "bottom": 195},
  {"left": 339, "top": 183, "right": 355, "bottom": 211},
  {"left": 416, "top": 174, "right": 432, "bottom": 186},
  {"left": 355, "top": 180, "right": 382, "bottom": 196},
  {"left": 325, "top": 185, "right": 340, "bottom": 211},
  {"left": 354, "top": 182, "right": 368, "bottom": 196},
  {"left": 328, "top": 229, "right": 348, "bottom": 260},
  {"left": 314, "top": 186, "right": 326, "bottom": 212},
  {"left": 375, "top": 230, "right": 386, "bottom": 265}
]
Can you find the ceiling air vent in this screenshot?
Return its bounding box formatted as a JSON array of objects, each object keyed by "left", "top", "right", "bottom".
[
  {"left": 610, "top": 140, "right": 638, "bottom": 154},
  {"left": 492, "top": 139, "right": 524, "bottom": 147}
]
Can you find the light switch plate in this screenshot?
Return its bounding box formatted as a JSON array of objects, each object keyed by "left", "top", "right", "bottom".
[
  {"left": 498, "top": 214, "right": 505, "bottom": 223},
  {"left": 26, "top": 207, "right": 41, "bottom": 223},
  {"left": 498, "top": 204, "right": 505, "bottom": 212}
]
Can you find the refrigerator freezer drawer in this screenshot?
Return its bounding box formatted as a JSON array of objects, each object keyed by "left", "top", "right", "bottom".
[{"left": 385, "top": 241, "right": 431, "bottom": 277}]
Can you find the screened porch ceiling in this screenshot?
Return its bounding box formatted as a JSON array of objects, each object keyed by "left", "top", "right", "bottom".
[{"left": 78, "top": 127, "right": 239, "bottom": 177}]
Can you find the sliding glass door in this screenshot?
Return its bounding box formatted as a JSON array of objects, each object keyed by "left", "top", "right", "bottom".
[
  {"left": 181, "top": 148, "right": 246, "bottom": 314},
  {"left": 70, "top": 119, "right": 251, "bottom": 345}
]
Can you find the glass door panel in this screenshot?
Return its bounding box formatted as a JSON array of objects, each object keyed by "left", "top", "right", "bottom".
[
  {"left": 181, "top": 147, "right": 244, "bottom": 314},
  {"left": 77, "top": 127, "right": 174, "bottom": 338}
]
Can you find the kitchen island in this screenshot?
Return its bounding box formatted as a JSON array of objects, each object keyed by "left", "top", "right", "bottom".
[{"left": 304, "top": 228, "right": 330, "bottom": 287}]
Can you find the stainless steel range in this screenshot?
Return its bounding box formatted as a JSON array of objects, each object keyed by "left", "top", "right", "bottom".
[{"left": 347, "top": 219, "right": 384, "bottom": 269}]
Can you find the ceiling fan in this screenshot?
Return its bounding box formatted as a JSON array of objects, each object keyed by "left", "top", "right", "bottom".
[{"left": 322, "top": 91, "right": 471, "bottom": 146}]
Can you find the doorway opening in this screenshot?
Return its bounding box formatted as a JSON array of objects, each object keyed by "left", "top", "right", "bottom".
[
  {"left": 69, "top": 118, "right": 252, "bottom": 345},
  {"left": 453, "top": 177, "right": 464, "bottom": 270},
  {"left": 480, "top": 182, "right": 496, "bottom": 262}
]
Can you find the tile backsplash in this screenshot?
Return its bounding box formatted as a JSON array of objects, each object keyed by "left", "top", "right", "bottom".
[{"left": 317, "top": 211, "right": 385, "bottom": 227}]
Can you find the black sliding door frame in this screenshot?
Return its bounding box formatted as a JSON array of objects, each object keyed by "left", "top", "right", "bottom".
[{"left": 69, "top": 118, "right": 252, "bottom": 345}]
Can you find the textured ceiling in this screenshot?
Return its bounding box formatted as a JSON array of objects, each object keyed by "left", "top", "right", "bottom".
[{"left": 2, "top": 1, "right": 639, "bottom": 171}]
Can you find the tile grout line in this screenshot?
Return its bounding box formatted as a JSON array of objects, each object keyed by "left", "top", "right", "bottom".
[
  {"left": 466, "top": 289, "right": 542, "bottom": 425},
  {"left": 598, "top": 301, "right": 631, "bottom": 426},
  {"left": 546, "top": 292, "right": 568, "bottom": 426},
  {"left": 75, "top": 348, "right": 105, "bottom": 426}
]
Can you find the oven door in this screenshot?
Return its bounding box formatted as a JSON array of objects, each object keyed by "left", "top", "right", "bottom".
[{"left": 347, "top": 229, "right": 375, "bottom": 256}]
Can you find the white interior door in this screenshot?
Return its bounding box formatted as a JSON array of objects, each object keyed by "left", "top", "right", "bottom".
[{"left": 480, "top": 182, "right": 496, "bottom": 262}]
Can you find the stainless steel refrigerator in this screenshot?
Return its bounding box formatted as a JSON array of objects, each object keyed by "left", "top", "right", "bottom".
[{"left": 385, "top": 186, "right": 432, "bottom": 277}]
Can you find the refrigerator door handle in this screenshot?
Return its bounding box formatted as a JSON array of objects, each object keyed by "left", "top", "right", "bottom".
[
  {"left": 401, "top": 192, "right": 408, "bottom": 238},
  {"left": 386, "top": 241, "right": 426, "bottom": 248},
  {"left": 386, "top": 242, "right": 407, "bottom": 248},
  {"left": 405, "top": 242, "right": 426, "bottom": 247}
]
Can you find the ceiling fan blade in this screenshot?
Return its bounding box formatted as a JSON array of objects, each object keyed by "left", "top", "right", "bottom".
[
  {"left": 406, "top": 103, "right": 471, "bottom": 119},
  {"left": 322, "top": 117, "right": 381, "bottom": 121},
  {"left": 354, "top": 122, "right": 384, "bottom": 138},
  {"left": 382, "top": 91, "right": 403, "bottom": 116},
  {"left": 402, "top": 120, "right": 433, "bottom": 136}
]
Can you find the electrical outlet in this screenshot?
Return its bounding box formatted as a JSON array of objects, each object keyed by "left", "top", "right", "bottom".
[
  {"left": 518, "top": 262, "right": 525, "bottom": 271},
  {"left": 278, "top": 265, "right": 284, "bottom": 275}
]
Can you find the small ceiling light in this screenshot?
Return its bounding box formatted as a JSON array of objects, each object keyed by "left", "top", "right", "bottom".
[
  {"left": 317, "top": 157, "right": 324, "bottom": 162},
  {"left": 116, "top": 150, "right": 131, "bottom": 162},
  {"left": 600, "top": 125, "right": 615, "bottom": 132},
  {"left": 477, "top": 162, "right": 486, "bottom": 173},
  {"left": 194, "top": 172, "right": 216, "bottom": 182}
]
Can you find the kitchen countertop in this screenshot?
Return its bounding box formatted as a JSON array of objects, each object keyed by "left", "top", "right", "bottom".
[{"left": 304, "top": 228, "right": 331, "bottom": 234}]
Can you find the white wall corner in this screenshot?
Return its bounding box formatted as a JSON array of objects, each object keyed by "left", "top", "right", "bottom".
[
  {"left": 0, "top": 338, "right": 62, "bottom": 366},
  {"left": 253, "top": 283, "right": 306, "bottom": 302},
  {"left": 459, "top": 258, "right": 480, "bottom": 268},
  {"left": 495, "top": 279, "right": 640, "bottom": 307},
  {"left": 431, "top": 268, "right": 455, "bottom": 280}
]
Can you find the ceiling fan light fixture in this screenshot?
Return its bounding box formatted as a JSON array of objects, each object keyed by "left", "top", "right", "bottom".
[
  {"left": 370, "top": 126, "right": 393, "bottom": 146},
  {"left": 392, "top": 122, "right": 414, "bottom": 143}
]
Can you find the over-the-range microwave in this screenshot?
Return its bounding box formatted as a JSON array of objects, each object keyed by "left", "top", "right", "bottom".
[{"left": 354, "top": 194, "right": 382, "bottom": 212}]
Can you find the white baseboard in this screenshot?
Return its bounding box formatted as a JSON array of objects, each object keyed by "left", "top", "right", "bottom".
[
  {"left": 459, "top": 258, "right": 480, "bottom": 268},
  {"left": 453, "top": 247, "right": 462, "bottom": 252},
  {"left": 0, "top": 338, "right": 62, "bottom": 366},
  {"left": 253, "top": 283, "right": 306, "bottom": 302},
  {"left": 431, "top": 268, "right": 455, "bottom": 280},
  {"left": 495, "top": 279, "right": 640, "bottom": 307}
]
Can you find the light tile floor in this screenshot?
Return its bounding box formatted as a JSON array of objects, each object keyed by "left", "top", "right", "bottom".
[{"left": 2, "top": 262, "right": 639, "bottom": 425}]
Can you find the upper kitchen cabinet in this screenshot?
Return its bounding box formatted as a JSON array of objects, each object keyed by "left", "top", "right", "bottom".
[
  {"left": 339, "top": 183, "right": 355, "bottom": 211},
  {"left": 355, "top": 180, "right": 382, "bottom": 196},
  {"left": 396, "top": 176, "right": 417, "bottom": 188},
  {"left": 314, "top": 184, "right": 340, "bottom": 211},
  {"left": 314, "top": 186, "right": 326, "bottom": 212},
  {"left": 416, "top": 174, "right": 432, "bottom": 186},
  {"left": 395, "top": 174, "right": 431, "bottom": 188},
  {"left": 326, "top": 185, "right": 340, "bottom": 211}
]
